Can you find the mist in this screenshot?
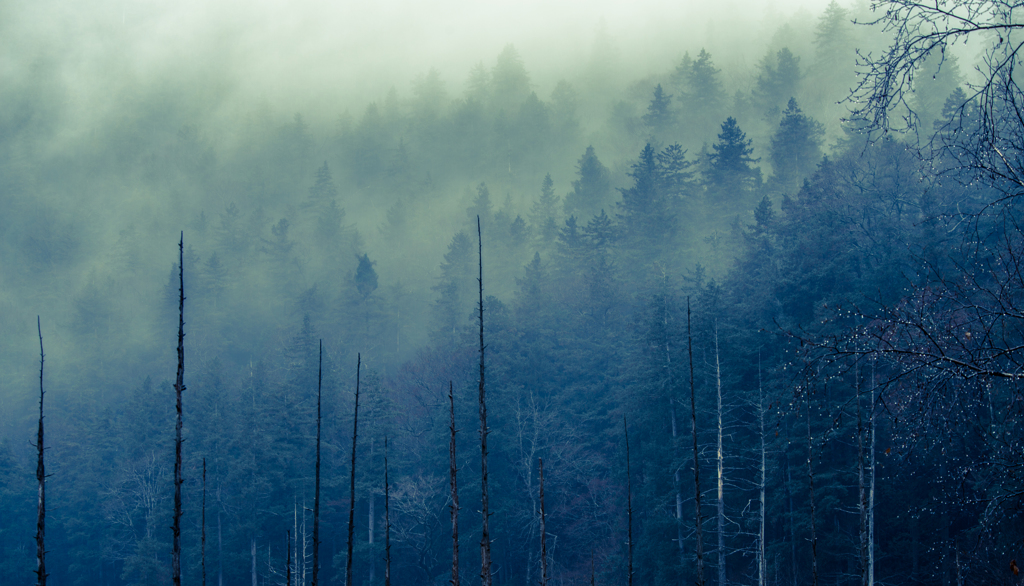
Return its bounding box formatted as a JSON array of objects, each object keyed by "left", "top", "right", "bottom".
[{"left": 2, "top": 0, "right": 1013, "bottom": 585}]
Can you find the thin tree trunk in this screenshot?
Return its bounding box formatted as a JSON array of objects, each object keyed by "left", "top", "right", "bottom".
[
  {"left": 664, "top": 298, "right": 685, "bottom": 566},
  {"left": 758, "top": 356, "right": 766, "bottom": 586},
  {"left": 477, "top": 216, "right": 493, "bottom": 586},
  {"left": 385, "top": 436, "right": 392, "bottom": 586},
  {"left": 806, "top": 394, "right": 818, "bottom": 586},
  {"left": 539, "top": 458, "right": 548, "bottom": 586},
  {"left": 449, "top": 382, "right": 460, "bottom": 586},
  {"left": 203, "top": 459, "right": 207, "bottom": 586},
  {"left": 714, "top": 324, "right": 726, "bottom": 586},
  {"left": 624, "top": 417, "right": 633, "bottom": 586},
  {"left": 868, "top": 364, "right": 876, "bottom": 586},
  {"left": 218, "top": 506, "right": 224, "bottom": 586},
  {"left": 346, "top": 354, "right": 362, "bottom": 586},
  {"left": 35, "top": 316, "right": 47, "bottom": 586},
  {"left": 687, "top": 298, "right": 705, "bottom": 586},
  {"left": 591, "top": 553, "right": 596, "bottom": 586},
  {"left": 173, "top": 232, "right": 186, "bottom": 586},
  {"left": 369, "top": 438, "right": 375, "bottom": 585},
  {"left": 313, "top": 340, "right": 322, "bottom": 586},
  {"left": 251, "top": 537, "right": 257, "bottom": 586},
  {"left": 857, "top": 366, "right": 868, "bottom": 586}
]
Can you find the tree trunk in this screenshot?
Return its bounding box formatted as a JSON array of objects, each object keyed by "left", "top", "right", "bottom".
[
  {"left": 624, "top": 417, "right": 633, "bottom": 586},
  {"left": 449, "top": 382, "right": 460, "bottom": 586},
  {"left": 539, "top": 458, "right": 548, "bottom": 586},
  {"left": 368, "top": 439, "right": 375, "bottom": 585},
  {"left": 173, "top": 233, "right": 186, "bottom": 586},
  {"left": 868, "top": 364, "right": 876, "bottom": 586},
  {"left": 715, "top": 324, "right": 726, "bottom": 586},
  {"left": 313, "top": 341, "right": 323, "bottom": 586},
  {"left": 857, "top": 367, "right": 868, "bottom": 586},
  {"left": 203, "top": 459, "right": 207, "bottom": 586},
  {"left": 385, "top": 436, "right": 392, "bottom": 586},
  {"left": 477, "top": 216, "right": 493, "bottom": 586},
  {"left": 806, "top": 394, "right": 818, "bottom": 586},
  {"left": 664, "top": 298, "right": 685, "bottom": 566},
  {"left": 251, "top": 537, "right": 257, "bottom": 586},
  {"left": 346, "top": 354, "right": 362, "bottom": 586},
  {"left": 758, "top": 357, "right": 766, "bottom": 586},
  {"left": 35, "top": 317, "right": 47, "bottom": 586},
  {"left": 218, "top": 506, "right": 224, "bottom": 586},
  {"left": 687, "top": 298, "right": 705, "bottom": 586}
]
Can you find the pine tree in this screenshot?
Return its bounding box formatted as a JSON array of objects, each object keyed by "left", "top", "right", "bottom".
[
  {"left": 769, "top": 99, "right": 824, "bottom": 192},
  {"left": 706, "top": 117, "right": 761, "bottom": 205},
  {"left": 564, "top": 146, "right": 613, "bottom": 221},
  {"left": 642, "top": 84, "right": 674, "bottom": 134}
]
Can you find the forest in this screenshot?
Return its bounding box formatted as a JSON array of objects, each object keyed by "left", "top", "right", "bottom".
[{"left": 2, "top": 0, "right": 1023, "bottom": 584}]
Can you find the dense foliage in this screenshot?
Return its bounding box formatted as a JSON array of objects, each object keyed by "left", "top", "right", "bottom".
[{"left": 1, "top": 1, "right": 1021, "bottom": 585}]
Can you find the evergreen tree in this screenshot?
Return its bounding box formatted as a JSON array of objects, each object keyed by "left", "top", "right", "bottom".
[
  {"left": 768, "top": 99, "right": 824, "bottom": 193},
  {"left": 681, "top": 49, "right": 726, "bottom": 140},
  {"left": 563, "top": 146, "right": 613, "bottom": 221},
  {"left": 492, "top": 44, "right": 531, "bottom": 112},
  {"left": 642, "top": 84, "right": 674, "bottom": 134},
  {"left": 753, "top": 48, "right": 801, "bottom": 120},
  {"left": 531, "top": 174, "right": 561, "bottom": 248},
  {"left": 706, "top": 117, "right": 761, "bottom": 205},
  {"left": 355, "top": 253, "right": 379, "bottom": 300}
]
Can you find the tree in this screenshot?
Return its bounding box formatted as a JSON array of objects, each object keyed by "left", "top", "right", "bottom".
[
  {"left": 354, "top": 254, "right": 379, "bottom": 300},
  {"left": 346, "top": 355, "right": 362, "bottom": 586},
  {"left": 564, "top": 146, "right": 613, "bottom": 221},
  {"left": 492, "top": 45, "right": 531, "bottom": 112},
  {"left": 530, "top": 174, "right": 561, "bottom": 248},
  {"left": 642, "top": 84, "right": 674, "bottom": 134},
  {"left": 753, "top": 48, "right": 802, "bottom": 120},
  {"left": 35, "top": 317, "right": 47, "bottom": 586},
  {"left": 476, "top": 217, "right": 494, "bottom": 586},
  {"left": 705, "top": 117, "right": 761, "bottom": 205},
  {"left": 172, "top": 233, "right": 185, "bottom": 586},
  {"left": 681, "top": 49, "right": 726, "bottom": 139},
  {"left": 768, "top": 99, "right": 824, "bottom": 193}
]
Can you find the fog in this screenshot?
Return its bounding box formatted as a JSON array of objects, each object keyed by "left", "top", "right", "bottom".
[{"left": 3, "top": 0, "right": 1013, "bottom": 584}]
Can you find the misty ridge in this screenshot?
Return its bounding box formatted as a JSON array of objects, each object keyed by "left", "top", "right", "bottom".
[{"left": 3, "top": 0, "right": 1024, "bottom": 585}]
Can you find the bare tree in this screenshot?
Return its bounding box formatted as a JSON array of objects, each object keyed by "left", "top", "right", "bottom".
[
  {"left": 313, "top": 340, "right": 322, "bottom": 586},
  {"left": 714, "top": 323, "right": 726, "bottom": 586},
  {"left": 449, "top": 382, "right": 460, "bottom": 586},
  {"left": 173, "top": 232, "right": 186, "bottom": 586},
  {"left": 538, "top": 458, "right": 548, "bottom": 586},
  {"left": 202, "top": 458, "right": 207, "bottom": 586},
  {"left": 687, "top": 298, "right": 705, "bottom": 586},
  {"left": 476, "top": 215, "right": 493, "bottom": 586},
  {"left": 346, "top": 354, "right": 362, "bottom": 586},
  {"left": 623, "top": 417, "right": 633, "bottom": 586},
  {"left": 385, "top": 436, "right": 392, "bottom": 586},
  {"left": 35, "top": 316, "right": 47, "bottom": 586}
]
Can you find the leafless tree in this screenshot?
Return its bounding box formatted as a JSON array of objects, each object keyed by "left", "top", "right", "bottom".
[
  {"left": 173, "top": 232, "right": 186, "bottom": 586},
  {"left": 35, "top": 317, "right": 47, "bottom": 586}
]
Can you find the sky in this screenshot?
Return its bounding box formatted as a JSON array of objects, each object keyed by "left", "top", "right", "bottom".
[{"left": 3, "top": 0, "right": 841, "bottom": 122}]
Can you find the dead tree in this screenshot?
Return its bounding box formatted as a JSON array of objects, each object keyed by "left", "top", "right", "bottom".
[
  {"left": 203, "top": 458, "right": 207, "bottom": 586},
  {"left": 714, "top": 323, "right": 726, "bottom": 586},
  {"left": 313, "top": 340, "right": 323, "bottom": 586},
  {"left": 449, "top": 381, "right": 460, "bottom": 586},
  {"left": 538, "top": 458, "right": 548, "bottom": 586},
  {"left": 173, "top": 232, "right": 186, "bottom": 586},
  {"left": 687, "top": 298, "right": 705, "bottom": 586},
  {"left": 346, "top": 354, "right": 362, "bottom": 586},
  {"left": 476, "top": 216, "right": 493, "bottom": 586},
  {"left": 857, "top": 367, "right": 868, "bottom": 586},
  {"left": 624, "top": 417, "right": 633, "bottom": 586},
  {"left": 805, "top": 392, "right": 818, "bottom": 586},
  {"left": 384, "top": 436, "right": 392, "bottom": 586},
  {"left": 35, "top": 316, "right": 47, "bottom": 586},
  {"left": 757, "top": 357, "right": 766, "bottom": 586}
]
